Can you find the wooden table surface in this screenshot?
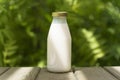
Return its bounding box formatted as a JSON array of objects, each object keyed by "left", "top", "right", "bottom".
[{"left": 0, "top": 67, "right": 120, "bottom": 80}]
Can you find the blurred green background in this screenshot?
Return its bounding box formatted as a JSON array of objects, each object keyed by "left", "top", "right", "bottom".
[{"left": 0, "top": 0, "right": 120, "bottom": 67}]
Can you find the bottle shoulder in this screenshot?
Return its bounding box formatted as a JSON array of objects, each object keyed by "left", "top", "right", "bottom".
[{"left": 48, "top": 24, "right": 71, "bottom": 38}]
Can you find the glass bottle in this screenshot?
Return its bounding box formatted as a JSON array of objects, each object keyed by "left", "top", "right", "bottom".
[{"left": 47, "top": 12, "right": 71, "bottom": 72}]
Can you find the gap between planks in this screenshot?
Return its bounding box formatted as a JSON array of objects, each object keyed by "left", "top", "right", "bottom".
[
  {"left": 104, "top": 67, "right": 120, "bottom": 80},
  {"left": 34, "top": 68, "right": 41, "bottom": 80},
  {"left": 0, "top": 67, "right": 40, "bottom": 80},
  {"left": 74, "top": 67, "right": 119, "bottom": 80},
  {"left": 0, "top": 67, "right": 10, "bottom": 76}
]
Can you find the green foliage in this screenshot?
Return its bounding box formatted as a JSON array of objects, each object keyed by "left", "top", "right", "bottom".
[{"left": 0, "top": 0, "right": 120, "bottom": 67}]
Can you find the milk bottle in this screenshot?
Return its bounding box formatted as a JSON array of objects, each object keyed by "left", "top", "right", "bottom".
[{"left": 47, "top": 12, "right": 71, "bottom": 72}]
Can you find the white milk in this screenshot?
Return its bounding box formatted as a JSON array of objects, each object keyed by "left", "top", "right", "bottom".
[{"left": 47, "top": 12, "right": 71, "bottom": 72}]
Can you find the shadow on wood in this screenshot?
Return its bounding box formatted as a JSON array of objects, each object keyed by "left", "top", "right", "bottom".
[{"left": 36, "top": 68, "right": 76, "bottom": 80}]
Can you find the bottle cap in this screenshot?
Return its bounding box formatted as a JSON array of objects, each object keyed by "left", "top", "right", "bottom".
[{"left": 52, "top": 12, "right": 67, "bottom": 17}]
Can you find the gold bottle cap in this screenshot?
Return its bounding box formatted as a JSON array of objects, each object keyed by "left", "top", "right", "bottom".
[{"left": 52, "top": 12, "right": 67, "bottom": 17}]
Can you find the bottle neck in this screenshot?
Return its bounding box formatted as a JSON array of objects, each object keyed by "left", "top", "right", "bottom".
[{"left": 52, "top": 16, "right": 67, "bottom": 24}]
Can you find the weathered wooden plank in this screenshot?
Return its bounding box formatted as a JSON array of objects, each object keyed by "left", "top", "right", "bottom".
[
  {"left": 0, "top": 67, "right": 40, "bottom": 80},
  {"left": 75, "top": 67, "right": 118, "bottom": 80},
  {"left": 0, "top": 67, "right": 9, "bottom": 75},
  {"left": 36, "top": 68, "right": 76, "bottom": 80},
  {"left": 104, "top": 67, "right": 120, "bottom": 80}
]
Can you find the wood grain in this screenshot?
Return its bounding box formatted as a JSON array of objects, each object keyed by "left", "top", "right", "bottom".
[
  {"left": 0, "top": 67, "right": 9, "bottom": 75},
  {"left": 0, "top": 67, "right": 40, "bottom": 80},
  {"left": 74, "top": 67, "right": 118, "bottom": 80},
  {"left": 36, "top": 68, "right": 76, "bottom": 80},
  {"left": 104, "top": 67, "right": 120, "bottom": 80}
]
